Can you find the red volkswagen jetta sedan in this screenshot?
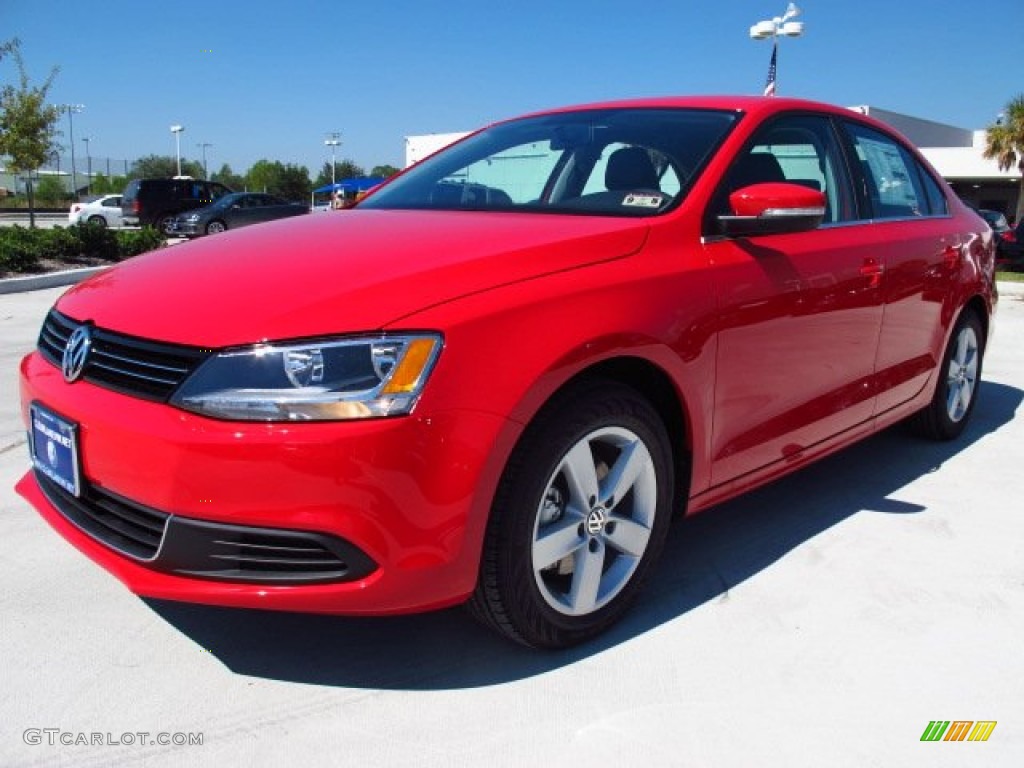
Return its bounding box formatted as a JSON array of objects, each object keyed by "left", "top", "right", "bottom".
[{"left": 18, "top": 97, "right": 996, "bottom": 648}]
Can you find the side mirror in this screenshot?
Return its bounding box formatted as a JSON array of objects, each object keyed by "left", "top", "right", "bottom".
[{"left": 717, "top": 182, "right": 826, "bottom": 237}]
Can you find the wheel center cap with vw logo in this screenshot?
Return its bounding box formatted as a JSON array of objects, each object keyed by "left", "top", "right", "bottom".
[
  {"left": 586, "top": 506, "right": 608, "bottom": 536},
  {"left": 62, "top": 325, "right": 93, "bottom": 383}
]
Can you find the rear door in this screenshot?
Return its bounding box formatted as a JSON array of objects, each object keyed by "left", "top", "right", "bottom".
[
  {"left": 839, "top": 120, "right": 964, "bottom": 414},
  {"left": 703, "top": 113, "right": 883, "bottom": 485}
]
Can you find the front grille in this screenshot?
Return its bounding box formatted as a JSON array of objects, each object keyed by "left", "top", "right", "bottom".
[
  {"left": 38, "top": 310, "right": 209, "bottom": 401},
  {"left": 35, "top": 471, "right": 377, "bottom": 584}
]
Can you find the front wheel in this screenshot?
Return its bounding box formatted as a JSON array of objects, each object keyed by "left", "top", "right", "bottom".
[
  {"left": 206, "top": 220, "right": 227, "bottom": 235},
  {"left": 911, "top": 310, "right": 985, "bottom": 440},
  {"left": 469, "top": 380, "right": 674, "bottom": 648},
  {"left": 154, "top": 213, "right": 176, "bottom": 236},
  {"left": 86, "top": 215, "right": 107, "bottom": 228}
]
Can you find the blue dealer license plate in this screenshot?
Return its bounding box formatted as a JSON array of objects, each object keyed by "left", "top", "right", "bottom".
[{"left": 29, "top": 403, "right": 81, "bottom": 497}]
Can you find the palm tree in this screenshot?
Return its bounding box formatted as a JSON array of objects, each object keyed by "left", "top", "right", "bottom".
[{"left": 983, "top": 95, "right": 1024, "bottom": 223}]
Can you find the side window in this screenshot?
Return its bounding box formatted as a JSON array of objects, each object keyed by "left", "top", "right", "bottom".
[
  {"left": 917, "top": 165, "right": 949, "bottom": 216},
  {"left": 713, "top": 114, "right": 854, "bottom": 225},
  {"left": 844, "top": 122, "right": 928, "bottom": 219}
]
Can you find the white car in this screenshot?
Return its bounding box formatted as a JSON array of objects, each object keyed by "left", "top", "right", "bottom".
[{"left": 68, "top": 194, "right": 123, "bottom": 227}]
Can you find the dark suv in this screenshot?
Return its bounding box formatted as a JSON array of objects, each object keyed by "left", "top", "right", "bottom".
[{"left": 122, "top": 178, "right": 232, "bottom": 234}]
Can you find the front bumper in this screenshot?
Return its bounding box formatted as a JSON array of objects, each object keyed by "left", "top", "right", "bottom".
[
  {"left": 166, "top": 220, "right": 201, "bottom": 237},
  {"left": 18, "top": 350, "right": 510, "bottom": 615}
]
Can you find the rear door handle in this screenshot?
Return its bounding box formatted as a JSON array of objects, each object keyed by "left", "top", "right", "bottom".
[
  {"left": 943, "top": 243, "right": 963, "bottom": 269},
  {"left": 860, "top": 257, "right": 884, "bottom": 288}
]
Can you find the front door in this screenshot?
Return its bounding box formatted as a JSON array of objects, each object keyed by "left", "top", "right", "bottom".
[{"left": 704, "top": 114, "right": 884, "bottom": 485}]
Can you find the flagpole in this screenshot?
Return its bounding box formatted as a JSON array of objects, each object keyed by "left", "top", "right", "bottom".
[
  {"left": 764, "top": 39, "right": 778, "bottom": 97},
  {"left": 750, "top": 4, "right": 804, "bottom": 97}
]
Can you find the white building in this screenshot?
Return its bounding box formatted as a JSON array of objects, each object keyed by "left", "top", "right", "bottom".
[{"left": 404, "top": 132, "right": 473, "bottom": 167}]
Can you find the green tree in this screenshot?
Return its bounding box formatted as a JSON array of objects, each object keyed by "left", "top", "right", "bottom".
[
  {"left": 129, "top": 154, "right": 203, "bottom": 180},
  {"left": 246, "top": 159, "right": 311, "bottom": 201},
  {"left": 276, "top": 163, "right": 311, "bottom": 202},
  {"left": 984, "top": 95, "right": 1024, "bottom": 224},
  {"left": 90, "top": 173, "right": 128, "bottom": 195},
  {"left": 370, "top": 164, "right": 400, "bottom": 178},
  {"left": 314, "top": 159, "right": 365, "bottom": 188},
  {"left": 211, "top": 162, "right": 245, "bottom": 190},
  {"left": 0, "top": 38, "right": 61, "bottom": 226},
  {"left": 35, "top": 174, "right": 66, "bottom": 204}
]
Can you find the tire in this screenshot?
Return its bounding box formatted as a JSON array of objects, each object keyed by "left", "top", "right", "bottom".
[
  {"left": 86, "top": 215, "right": 107, "bottom": 228},
  {"left": 468, "top": 380, "right": 674, "bottom": 649},
  {"left": 910, "top": 310, "right": 984, "bottom": 440},
  {"left": 206, "top": 220, "right": 227, "bottom": 235},
  {"left": 154, "top": 213, "right": 176, "bottom": 236}
]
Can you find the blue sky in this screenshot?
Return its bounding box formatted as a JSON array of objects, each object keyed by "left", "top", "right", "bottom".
[{"left": 3, "top": 1, "right": 1022, "bottom": 176}]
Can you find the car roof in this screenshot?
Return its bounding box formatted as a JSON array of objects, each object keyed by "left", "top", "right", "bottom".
[
  {"left": 493, "top": 95, "right": 899, "bottom": 139},
  {"left": 516, "top": 95, "right": 855, "bottom": 119}
]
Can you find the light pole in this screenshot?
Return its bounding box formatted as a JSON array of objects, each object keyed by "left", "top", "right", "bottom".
[
  {"left": 59, "top": 104, "right": 84, "bottom": 198},
  {"left": 81, "top": 136, "right": 92, "bottom": 194},
  {"left": 750, "top": 3, "right": 804, "bottom": 96},
  {"left": 170, "top": 125, "right": 185, "bottom": 176},
  {"left": 196, "top": 142, "right": 213, "bottom": 178},
  {"left": 324, "top": 132, "right": 341, "bottom": 186}
]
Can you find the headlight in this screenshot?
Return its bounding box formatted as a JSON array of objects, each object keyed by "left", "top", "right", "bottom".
[{"left": 170, "top": 334, "right": 442, "bottom": 421}]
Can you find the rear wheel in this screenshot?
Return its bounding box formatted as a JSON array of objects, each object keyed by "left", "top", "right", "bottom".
[
  {"left": 86, "top": 215, "right": 106, "bottom": 228},
  {"left": 206, "top": 220, "right": 227, "bottom": 235},
  {"left": 911, "top": 310, "right": 984, "bottom": 440},
  {"left": 469, "top": 380, "right": 673, "bottom": 648}
]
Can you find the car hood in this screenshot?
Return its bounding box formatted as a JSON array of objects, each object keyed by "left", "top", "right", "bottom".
[{"left": 56, "top": 209, "right": 649, "bottom": 347}]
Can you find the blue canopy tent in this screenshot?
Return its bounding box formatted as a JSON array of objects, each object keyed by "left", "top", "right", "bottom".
[
  {"left": 312, "top": 177, "right": 386, "bottom": 195},
  {"left": 311, "top": 177, "right": 386, "bottom": 210}
]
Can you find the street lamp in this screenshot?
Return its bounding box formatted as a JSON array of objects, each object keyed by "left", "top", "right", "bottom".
[
  {"left": 58, "top": 104, "right": 84, "bottom": 198},
  {"left": 170, "top": 125, "right": 185, "bottom": 176},
  {"left": 749, "top": 3, "right": 804, "bottom": 96},
  {"left": 81, "top": 136, "right": 92, "bottom": 194},
  {"left": 196, "top": 142, "right": 213, "bottom": 178},
  {"left": 324, "top": 132, "right": 341, "bottom": 186}
]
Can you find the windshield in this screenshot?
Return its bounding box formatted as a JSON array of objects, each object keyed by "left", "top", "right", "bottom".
[{"left": 362, "top": 108, "right": 737, "bottom": 217}]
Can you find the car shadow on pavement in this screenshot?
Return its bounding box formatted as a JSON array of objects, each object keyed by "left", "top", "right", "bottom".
[{"left": 145, "top": 381, "right": 1022, "bottom": 690}]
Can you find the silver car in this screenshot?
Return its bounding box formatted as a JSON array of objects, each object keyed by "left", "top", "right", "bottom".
[{"left": 68, "top": 195, "right": 124, "bottom": 228}]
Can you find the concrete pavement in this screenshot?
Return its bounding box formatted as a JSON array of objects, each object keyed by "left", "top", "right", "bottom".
[{"left": 0, "top": 284, "right": 1022, "bottom": 767}]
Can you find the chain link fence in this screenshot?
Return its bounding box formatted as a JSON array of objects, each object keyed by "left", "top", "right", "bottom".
[{"left": 2, "top": 154, "right": 135, "bottom": 201}]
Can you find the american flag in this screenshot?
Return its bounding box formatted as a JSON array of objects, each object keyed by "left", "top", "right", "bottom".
[{"left": 763, "top": 44, "right": 777, "bottom": 97}]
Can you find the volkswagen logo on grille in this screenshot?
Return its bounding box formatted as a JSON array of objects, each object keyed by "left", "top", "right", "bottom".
[{"left": 62, "top": 325, "right": 93, "bottom": 383}]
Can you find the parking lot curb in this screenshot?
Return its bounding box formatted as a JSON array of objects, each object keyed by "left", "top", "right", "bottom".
[{"left": 0, "top": 265, "right": 109, "bottom": 295}]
